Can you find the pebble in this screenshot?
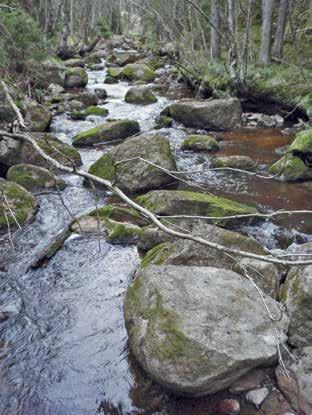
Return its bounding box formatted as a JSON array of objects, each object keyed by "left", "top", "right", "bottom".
[
  {"left": 217, "top": 399, "right": 240, "bottom": 414},
  {"left": 246, "top": 388, "right": 269, "bottom": 408}
]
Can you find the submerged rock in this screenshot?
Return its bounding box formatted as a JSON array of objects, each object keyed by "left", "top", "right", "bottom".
[
  {"left": 137, "top": 190, "right": 259, "bottom": 228},
  {"left": 166, "top": 98, "right": 242, "bottom": 130},
  {"left": 181, "top": 135, "right": 220, "bottom": 152},
  {"left": 212, "top": 155, "right": 257, "bottom": 171},
  {"left": 0, "top": 179, "right": 38, "bottom": 232},
  {"left": 124, "top": 265, "right": 289, "bottom": 396},
  {"left": 88, "top": 134, "right": 177, "bottom": 193},
  {"left": 65, "top": 67, "right": 88, "bottom": 88},
  {"left": 72, "top": 119, "right": 140, "bottom": 146},
  {"left": 125, "top": 86, "right": 158, "bottom": 105},
  {"left": 6, "top": 164, "right": 65, "bottom": 192},
  {"left": 122, "top": 64, "right": 156, "bottom": 82},
  {"left": 0, "top": 133, "right": 82, "bottom": 172}
]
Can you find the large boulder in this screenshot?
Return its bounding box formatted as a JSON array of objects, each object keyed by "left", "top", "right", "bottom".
[
  {"left": 72, "top": 119, "right": 140, "bottom": 146},
  {"left": 181, "top": 135, "right": 220, "bottom": 152},
  {"left": 24, "top": 102, "right": 52, "bottom": 132},
  {"left": 276, "top": 347, "right": 312, "bottom": 415},
  {"left": 65, "top": 67, "right": 88, "bottom": 88},
  {"left": 140, "top": 225, "right": 279, "bottom": 299},
  {"left": 125, "top": 86, "right": 158, "bottom": 105},
  {"left": 88, "top": 135, "right": 177, "bottom": 193},
  {"left": 6, "top": 164, "right": 65, "bottom": 192},
  {"left": 166, "top": 98, "right": 242, "bottom": 130},
  {"left": 0, "top": 179, "right": 38, "bottom": 232},
  {"left": 0, "top": 133, "right": 82, "bottom": 173},
  {"left": 122, "top": 64, "right": 156, "bottom": 82},
  {"left": 137, "top": 190, "right": 259, "bottom": 228},
  {"left": 124, "top": 265, "right": 289, "bottom": 396},
  {"left": 281, "top": 263, "right": 312, "bottom": 347}
]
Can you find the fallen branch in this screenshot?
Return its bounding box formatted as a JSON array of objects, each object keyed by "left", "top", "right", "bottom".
[{"left": 2, "top": 130, "right": 312, "bottom": 267}]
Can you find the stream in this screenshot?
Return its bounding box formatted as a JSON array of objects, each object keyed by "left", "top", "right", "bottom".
[{"left": 0, "top": 61, "right": 311, "bottom": 415}]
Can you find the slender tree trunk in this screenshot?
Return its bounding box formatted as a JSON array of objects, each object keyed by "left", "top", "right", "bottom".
[
  {"left": 310, "top": 0, "right": 312, "bottom": 24},
  {"left": 273, "top": 0, "right": 289, "bottom": 59},
  {"left": 259, "top": 0, "right": 275, "bottom": 64},
  {"left": 211, "top": 0, "right": 221, "bottom": 60}
]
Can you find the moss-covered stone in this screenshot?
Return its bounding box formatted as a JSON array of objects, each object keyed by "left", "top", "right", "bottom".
[
  {"left": 0, "top": 178, "right": 38, "bottom": 231},
  {"left": 88, "top": 153, "right": 116, "bottom": 182},
  {"left": 125, "top": 87, "right": 158, "bottom": 105},
  {"left": 154, "top": 116, "right": 173, "bottom": 130},
  {"left": 70, "top": 106, "right": 108, "bottom": 120},
  {"left": 269, "top": 154, "right": 312, "bottom": 182},
  {"left": 107, "top": 67, "right": 123, "bottom": 79},
  {"left": 181, "top": 135, "right": 220, "bottom": 152},
  {"left": 6, "top": 164, "right": 65, "bottom": 192},
  {"left": 289, "top": 128, "right": 312, "bottom": 155},
  {"left": 212, "top": 155, "right": 257, "bottom": 171},
  {"left": 107, "top": 222, "right": 142, "bottom": 245},
  {"left": 105, "top": 75, "right": 119, "bottom": 84},
  {"left": 137, "top": 190, "right": 259, "bottom": 228},
  {"left": 122, "top": 64, "right": 156, "bottom": 82},
  {"left": 72, "top": 119, "right": 140, "bottom": 146},
  {"left": 65, "top": 67, "right": 88, "bottom": 88},
  {"left": 90, "top": 204, "right": 149, "bottom": 226},
  {"left": 25, "top": 103, "right": 52, "bottom": 132}
]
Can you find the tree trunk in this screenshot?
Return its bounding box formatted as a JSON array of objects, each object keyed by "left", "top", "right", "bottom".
[
  {"left": 211, "top": 0, "right": 221, "bottom": 59},
  {"left": 259, "top": 0, "right": 275, "bottom": 64},
  {"left": 273, "top": 0, "right": 288, "bottom": 59},
  {"left": 310, "top": 0, "right": 312, "bottom": 24}
]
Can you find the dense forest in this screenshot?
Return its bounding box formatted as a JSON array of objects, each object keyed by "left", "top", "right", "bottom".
[{"left": 0, "top": 1, "right": 312, "bottom": 415}]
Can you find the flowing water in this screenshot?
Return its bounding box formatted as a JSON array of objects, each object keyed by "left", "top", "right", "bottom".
[{"left": 0, "top": 62, "right": 311, "bottom": 415}]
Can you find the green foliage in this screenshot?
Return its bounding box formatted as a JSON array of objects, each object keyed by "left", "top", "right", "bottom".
[
  {"left": 0, "top": 3, "right": 49, "bottom": 72},
  {"left": 95, "top": 16, "right": 112, "bottom": 39}
]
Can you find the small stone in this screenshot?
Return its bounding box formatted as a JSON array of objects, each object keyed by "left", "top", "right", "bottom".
[
  {"left": 217, "top": 399, "right": 240, "bottom": 414},
  {"left": 246, "top": 388, "right": 269, "bottom": 408},
  {"left": 229, "top": 369, "right": 267, "bottom": 393}
]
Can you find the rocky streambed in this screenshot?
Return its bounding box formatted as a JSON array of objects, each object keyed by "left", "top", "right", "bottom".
[{"left": 0, "top": 39, "right": 312, "bottom": 415}]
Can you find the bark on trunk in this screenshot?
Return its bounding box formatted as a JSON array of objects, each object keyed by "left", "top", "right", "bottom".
[
  {"left": 273, "top": 0, "right": 288, "bottom": 59},
  {"left": 259, "top": 0, "right": 275, "bottom": 64},
  {"left": 211, "top": 0, "right": 221, "bottom": 60}
]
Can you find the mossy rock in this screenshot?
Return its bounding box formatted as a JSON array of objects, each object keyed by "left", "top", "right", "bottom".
[
  {"left": 289, "top": 128, "right": 312, "bottom": 155},
  {"left": 281, "top": 264, "right": 312, "bottom": 347},
  {"left": 72, "top": 119, "right": 140, "bottom": 146},
  {"left": 0, "top": 133, "right": 82, "bottom": 172},
  {"left": 154, "top": 116, "right": 173, "bottom": 130},
  {"left": 0, "top": 178, "right": 38, "bottom": 231},
  {"left": 125, "top": 87, "right": 158, "bottom": 105},
  {"left": 269, "top": 154, "right": 312, "bottom": 182},
  {"left": 25, "top": 103, "right": 52, "bottom": 132},
  {"left": 107, "top": 222, "right": 142, "bottom": 245},
  {"left": 105, "top": 76, "right": 119, "bottom": 84},
  {"left": 122, "top": 64, "right": 156, "bottom": 82},
  {"left": 87, "top": 134, "right": 177, "bottom": 193},
  {"left": 70, "top": 106, "right": 108, "bottom": 120},
  {"left": 64, "top": 58, "right": 85, "bottom": 68},
  {"left": 212, "top": 156, "right": 257, "bottom": 171},
  {"left": 137, "top": 190, "right": 259, "bottom": 228},
  {"left": 89, "top": 204, "right": 149, "bottom": 226},
  {"left": 181, "top": 135, "right": 220, "bottom": 152},
  {"left": 65, "top": 67, "right": 88, "bottom": 88},
  {"left": 6, "top": 164, "right": 65, "bottom": 192},
  {"left": 107, "top": 67, "right": 123, "bottom": 80},
  {"left": 74, "top": 92, "right": 99, "bottom": 107}
]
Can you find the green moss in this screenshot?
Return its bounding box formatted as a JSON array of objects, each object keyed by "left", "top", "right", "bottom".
[
  {"left": 141, "top": 243, "right": 171, "bottom": 268},
  {"left": 122, "top": 64, "right": 156, "bottom": 82},
  {"left": 155, "top": 116, "right": 173, "bottom": 130},
  {"left": 88, "top": 153, "right": 116, "bottom": 181},
  {"left": 108, "top": 223, "right": 142, "bottom": 244},
  {"left": 181, "top": 135, "right": 220, "bottom": 152},
  {"left": 71, "top": 106, "right": 108, "bottom": 120},
  {"left": 107, "top": 67, "right": 123, "bottom": 79},
  {"left": 66, "top": 67, "right": 88, "bottom": 85},
  {"left": 90, "top": 204, "right": 148, "bottom": 226},
  {"left": 73, "top": 125, "right": 103, "bottom": 143},
  {"left": 289, "top": 128, "right": 312, "bottom": 154},
  {"left": 35, "top": 135, "right": 82, "bottom": 166},
  {"left": 269, "top": 154, "right": 311, "bottom": 182}
]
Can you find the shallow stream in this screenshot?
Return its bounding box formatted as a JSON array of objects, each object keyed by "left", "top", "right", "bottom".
[{"left": 0, "top": 62, "right": 311, "bottom": 415}]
